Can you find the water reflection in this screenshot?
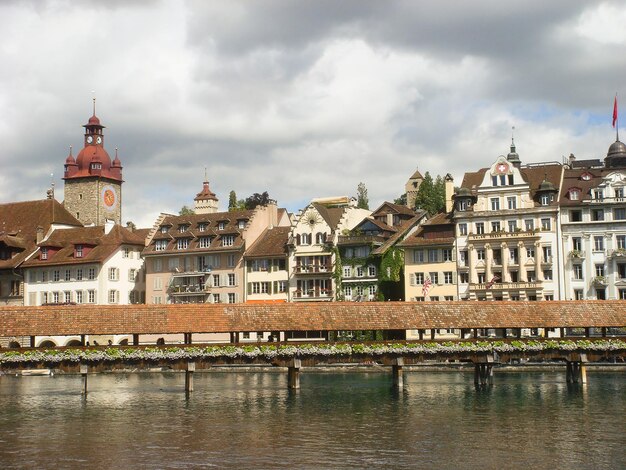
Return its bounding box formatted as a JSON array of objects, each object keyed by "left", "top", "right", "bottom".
[{"left": 0, "top": 370, "right": 624, "bottom": 469}]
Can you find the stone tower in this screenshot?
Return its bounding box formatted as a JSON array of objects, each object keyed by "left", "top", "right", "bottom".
[
  {"left": 405, "top": 168, "right": 423, "bottom": 209},
  {"left": 63, "top": 105, "right": 123, "bottom": 226},
  {"left": 194, "top": 179, "right": 219, "bottom": 214}
]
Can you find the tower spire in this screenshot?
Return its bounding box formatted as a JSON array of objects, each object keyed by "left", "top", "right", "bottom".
[{"left": 92, "top": 90, "right": 96, "bottom": 116}]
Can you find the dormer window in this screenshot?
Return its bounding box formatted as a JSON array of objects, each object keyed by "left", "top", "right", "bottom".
[
  {"left": 237, "top": 220, "right": 246, "bottom": 229},
  {"left": 540, "top": 194, "right": 550, "bottom": 206},
  {"left": 218, "top": 222, "right": 225, "bottom": 230},
  {"left": 160, "top": 226, "right": 168, "bottom": 233},
  {"left": 41, "top": 247, "right": 48, "bottom": 260},
  {"left": 593, "top": 189, "right": 604, "bottom": 201},
  {"left": 569, "top": 189, "right": 581, "bottom": 201},
  {"left": 177, "top": 239, "right": 189, "bottom": 250},
  {"left": 75, "top": 245, "right": 83, "bottom": 258},
  {"left": 198, "top": 223, "right": 207, "bottom": 232},
  {"left": 615, "top": 188, "right": 624, "bottom": 201},
  {"left": 91, "top": 163, "right": 102, "bottom": 170},
  {"left": 222, "top": 235, "right": 235, "bottom": 247},
  {"left": 178, "top": 224, "right": 189, "bottom": 233},
  {"left": 581, "top": 172, "right": 592, "bottom": 181},
  {"left": 155, "top": 240, "right": 167, "bottom": 251}
]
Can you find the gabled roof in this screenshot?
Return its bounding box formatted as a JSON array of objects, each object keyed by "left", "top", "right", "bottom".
[
  {"left": 399, "top": 212, "right": 455, "bottom": 248},
  {"left": 245, "top": 226, "right": 290, "bottom": 258},
  {"left": 371, "top": 201, "right": 417, "bottom": 217},
  {"left": 22, "top": 224, "right": 145, "bottom": 268},
  {"left": 312, "top": 203, "right": 346, "bottom": 229},
  {"left": 0, "top": 199, "right": 82, "bottom": 270}
]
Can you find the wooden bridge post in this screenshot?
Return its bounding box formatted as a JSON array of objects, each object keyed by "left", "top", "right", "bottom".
[
  {"left": 132, "top": 334, "right": 139, "bottom": 346},
  {"left": 392, "top": 357, "right": 404, "bottom": 389},
  {"left": 473, "top": 355, "right": 495, "bottom": 387},
  {"left": 185, "top": 362, "right": 195, "bottom": 395},
  {"left": 288, "top": 358, "right": 301, "bottom": 389},
  {"left": 30, "top": 336, "right": 35, "bottom": 348},
  {"left": 80, "top": 364, "right": 88, "bottom": 395}
]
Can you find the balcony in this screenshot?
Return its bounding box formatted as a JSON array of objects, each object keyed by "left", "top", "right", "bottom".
[
  {"left": 568, "top": 250, "right": 586, "bottom": 260},
  {"left": 469, "top": 281, "right": 542, "bottom": 291},
  {"left": 541, "top": 256, "right": 553, "bottom": 265},
  {"left": 591, "top": 276, "right": 607, "bottom": 287},
  {"left": 293, "top": 289, "right": 333, "bottom": 300},
  {"left": 171, "top": 268, "right": 211, "bottom": 277},
  {"left": 607, "top": 248, "right": 626, "bottom": 259},
  {"left": 294, "top": 265, "right": 332, "bottom": 275},
  {"left": 467, "top": 230, "right": 540, "bottom": 242},
  {"left": 168, "top": 284, "right": 210, "bottom": 295},
  {"left": 338, "top": 235, "right": 386, "bottom": 245}
]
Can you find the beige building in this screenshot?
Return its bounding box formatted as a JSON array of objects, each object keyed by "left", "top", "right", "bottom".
[
  {"left": 244, "top": 226, "right": 290, "bottom": 304},
  {"left": 143, "top": 184, "right": 289, "bottom": 305}
]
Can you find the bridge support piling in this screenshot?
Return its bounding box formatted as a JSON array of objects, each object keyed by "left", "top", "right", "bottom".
[
  {"left": 30, "top": 336, "right": 35, "bottom": 348},
  {"left": 566, "top": 354, "right": 588, "bottom": 384},
  {"left": 80, "top": 364, "right": 88, "bottom": 395},
  {"left": 185, "top": 362, "right": 195, "bottom": 395},
  {"left": 473, "top": 355, "right": 495, "bottom": 387},
  {"left": 288, "top": 358, "right": 301, "bottom": 389},
  {"left": 392, "top": 358, "right": 404, "bottom": 389},
  {"left": 132, "top": 334, "right": 139, "bottom": 346}
]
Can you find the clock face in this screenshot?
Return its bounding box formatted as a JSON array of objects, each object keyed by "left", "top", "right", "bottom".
[
  {"left": 496, "top": 162, "right": 509, "bottom": 174},
  {"left": 96, "top": 136, "right": 102, "bottom": 144},
  {"left": 86, "top": 136, "right": 93, "bottom": 144},
  {"left": 101, "top": 185, "right": 117, "bottom": 211}
]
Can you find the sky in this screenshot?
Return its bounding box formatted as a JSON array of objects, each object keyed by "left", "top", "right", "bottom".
[{"left": 1, "top": 0, "right": 626, "bottom": 228}]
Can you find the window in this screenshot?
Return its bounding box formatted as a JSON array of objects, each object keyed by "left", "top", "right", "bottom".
[
  {"left": 541, "top": 218, "right": 551, "bottom": 231},
  {"left": 155, "top": 240, "right": 167, "bottom": 251},
  {"left": 260, "top": 282, "right": 269, "bottom": 294},
  {"left": 592, "top": 209, "right": 604, "bottom": 221},
  {"left": 228, "top": 273, "right": 236, "bottom": 286},
  {"left": 444, "top": 272, "right": 453, "bottom": 284},
  {"left": 620, "top": 289, "right": 626, "bottom": 299},
  {"left": 88, "top": 268, "right": 96, "bottom": 280},
  {"left": 595, "top": 264, "right": 605, "bottom": 277},
  {"left": 460, "top": 272, "right": 469, "bottom": 283},
  {"left": 213, "top": 294, "right": 220, "bottom": 303},
  {"left": 213, "top": 275, "right": 220, "bottom": 287},
  {"left": 525, "top": 219, "right": 534, "bottom": 231},
  {"left": 315, "top": 232, "right": 326, "bottom": 244},
  {"left": 129, "top": 269, "right": 137, "bottom": 281},
  {"left": 76, "top": 269, "right": 83, "bottom": 281},
  {"left": 527, "top": 271, "right": 536, "bottom": 282},
  {"left": 153, "top": 277, "right": 163, "bottom": 290},
  {"left": 594, "top": 236, "right": 604, "bottom": 251},
  {"left": 222, "top": 235, "right": 235, "bottom": 247},
  {"left": 540, "top": 194, "right": 551, "bottom": 206},
  {"left": 476, "top": 222, "right": 484, "bottom": 234},
  {"left": 343, "top": 266, "right": 351, "bottom": 277},
  {"left": 218, "top": 222, "right": 225, "bottom": 231},
  {"left": 298, "top": 233, "right": 311, "bottom": 245},
  {"left": 615, "top": 208, "right": 626, "bottom": 220},
  {"left": 414, "top": 273, "right": 424, "bottom": 285},
  {"left": 572, "top": 237, "right": 582, "bottom": 251},
  {"left": 53, "top": 270, "right": 60, "bottom": 282},
  {"left": 508, "top": 220, "right": 517, "bottom": 232},
  {"left": 160, "top": 226, "right": 168, "bottom": 233},
  {"left": 430, "top": 272, "right": 439, "bottom": 284},
  {"left": 491, "top": 221, "right": 501, "bottom": 232},
  {"left": 52, "top": 291, "right": 60, "bottom": 303},
  {"left": 490, "top": 198, "right": 500, "bottom": 211},
  {"left": 123, "top": 248, "right": 130, "bottom": 258},
  {"left": 526, "top": 247, "right": 535, "bottom": 259},
  {"left": 477, "top": 273, "right": 485, "bottom": 283},
  {"left": 177, "top": 239, "right": 189, "bottom": 250},
  {"left": 542, "top": 246, "right": 552, "bottom": 263},
  {"left": 88, "top": 290, "right": 96, "bottom": 303},
  {"left": 198, "top": 223, "right": 207, "bottom": 232},
  {"left": 543, "top": 270, "right": 553, "bottom": 280},
  {"left": 442, "top": 249, "right": 453, "bottom": 262},
  {"left": 344, "top": 285, "right": 352, "bottom": 298},
  {"left": 492, "top": 175, "right": 498, "bottom": 186},
  {"left": 569, "top": 189, "right": 580, "bottom": 200},
  {"left": 368, "top": 266, "right": 376, "bottom": 277},
  {"left": 574, "top": 289, "right": 584, "bottom": 300},
  {"left": 76, "top": 291, "right": 83, "bottom": 304},
  {"left": 228, "top": 293, "right": 236, "bottom": 304},
  {"left": 570, "top": 210, "right": 582, "bottom": 222},
  {"left": 476, "top": 249, "right": 485, "bottom": 261},
  {"left": 75, "top": 245, "right": 83, "bottom": 258},
  {"left": 616, "top": 188, "right": 624, "bottom": 201},
  {"left": 617, "top": 235, "right": 626, "bottom": 249},
  {"left": 238, "top": 220, "right": 246, "bottom": 229},
  {"left": 574, "top": 264, "right": 583, "bottom": 280},
  {"left": 356, "top": 267, "right": 364, "bottom": 277},
  {"left": 459, "top": 250, "right": 468, "bottom": 266},
  {"left": 458, "top": 200, "right": 469, "bottom": 211},
  {"left": 428, "top": 249, "right": 438, "bottom": 262},
  {"left": 509, "top": 248, "right": 518, "bottom": 263},
  {"left": 593, "top": 189, "right": 604, "bottom": 201},
  {"left": 108, "top": 267, "right": 119, "bottom": 281},
  {"left": 544, "top": 295, "right": 554, "bottom": 301},
  {"left": 458, "top": 223, "right": 467, "bottom": 236},
  {"left": 108, "top": 290, "right": 119, "bottom": 304},
  {"left": 41, "top": 248, "right": 48, "bottom": 260},
  {"left": 507, "top": 196, "right": 517, "bottom": 210},
  {"left": 64, "top": 269, "right": 71, "bottom": 281},
  {"left": 199, "top": 237, "right": 211, "bottom": 248}
]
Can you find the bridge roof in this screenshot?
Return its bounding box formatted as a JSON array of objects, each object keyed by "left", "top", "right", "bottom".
[{"left": 0, "top": 301, "right": 625, "bottom": 337}]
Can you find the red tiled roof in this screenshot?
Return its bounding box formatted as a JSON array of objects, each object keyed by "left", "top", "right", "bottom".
[
  {"left": 0, "top": 301, "right": 624, "bottom": 336},
  {"left": 245, "top": 226, "right": 290, "bottom": 258}
]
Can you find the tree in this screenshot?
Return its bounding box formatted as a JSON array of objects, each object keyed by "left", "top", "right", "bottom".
[
  {"left": 414, "top": 172, "right": 445, "bottom": 216},
  {"left": 356, "top": 182, "right": 369, "bottom": 209},
  {"left": 244, "top": 191, "right": 271, "bottom": 210},
  {"left": 228, "top": 191, "right": 237, "bottom": 211},
  {"left": 179, "top": 205, "right": 195, "bottom": 216},
  {"left": 394, "top": 193, "right": 407, "bottom": 206}
]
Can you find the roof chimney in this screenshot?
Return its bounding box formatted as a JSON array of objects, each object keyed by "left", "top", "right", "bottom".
[
  {"left": 444, "top": 174, "right": 454, "bottom": 212},
  {"left": 36, "top": 226, "right": 44, "bottom": 244}
]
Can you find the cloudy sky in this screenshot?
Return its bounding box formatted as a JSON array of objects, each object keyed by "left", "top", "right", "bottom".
[{"left": 1, "top": 0, "right": 625, "bottom": 227}]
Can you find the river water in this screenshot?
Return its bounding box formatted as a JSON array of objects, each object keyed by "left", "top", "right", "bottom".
[{"left": 0, "top": 368, "right": 624, "bottom": 469}]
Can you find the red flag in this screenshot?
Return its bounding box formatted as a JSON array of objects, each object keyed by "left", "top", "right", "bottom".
[
  {"left": 422, "top": 277, "right": 432, "bottom": 297},
  {"left": 613, "top": 95, "right": 618, "bottom": 128},
  {"left": 486, "top": 274, "right": 500, "bottom": 289}
]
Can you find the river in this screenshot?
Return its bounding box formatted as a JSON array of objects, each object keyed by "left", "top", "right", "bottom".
[{"left": 0, "top": 368, "right": 624, "bottom": 469}]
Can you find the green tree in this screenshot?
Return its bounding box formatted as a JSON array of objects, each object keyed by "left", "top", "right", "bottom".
[
  {"left": 394, "top": 193, "right": 407, "bottom": 206},
  {"left": 244, "top": 191, "right": 271, "bottom": 210},
  {"left": 414, "top": 172, "right": 445, "bottom": 216},
  {"left": 179, "top": 205, "right": 195, "bottom": 216},
  {"left": 228, "top": 190, "right": 237, "bottom": 211},
  {"left": 356, "top": 182, "right": 369, "bottom": 209}
]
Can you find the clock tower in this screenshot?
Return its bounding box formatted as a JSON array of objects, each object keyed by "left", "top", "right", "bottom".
[{"left": 63, "top": 102, "right": 123, "bottom": 226}]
